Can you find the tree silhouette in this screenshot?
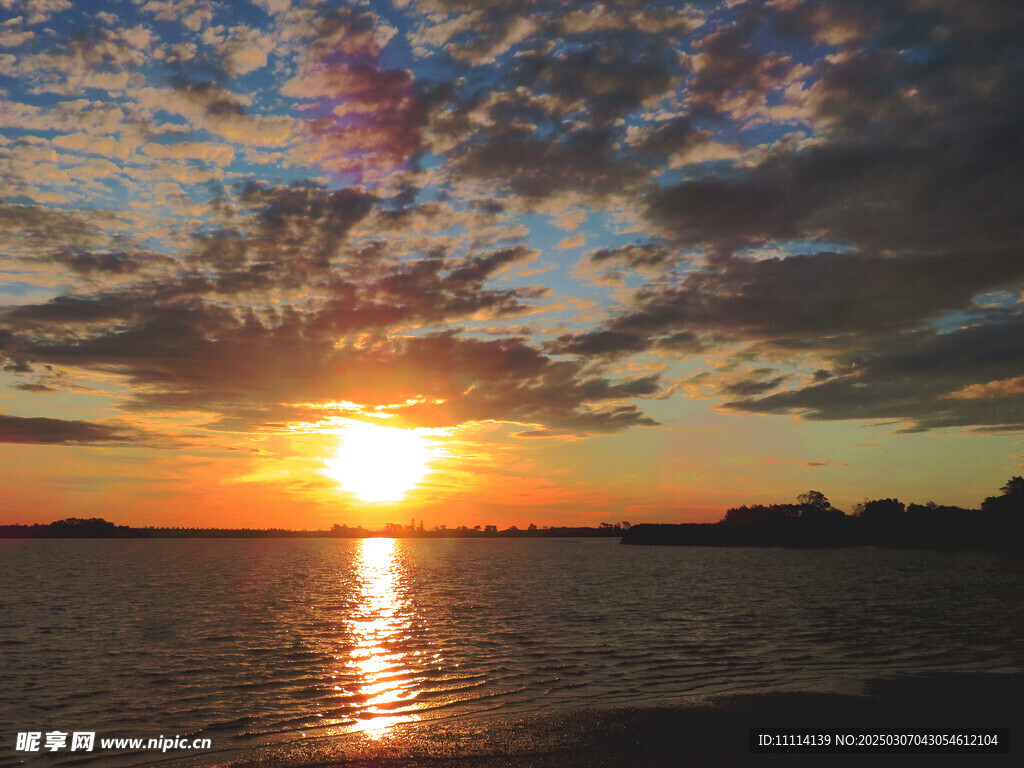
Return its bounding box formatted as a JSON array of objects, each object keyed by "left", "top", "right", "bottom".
[
  {"left": 982, "top": 477, "right": 1024, "bottom": 520},
  {"left": 1000, "top": 476, "right": 1024, "bottom": 497},
  {"left": 854, "top": 498, "right": 905, "bottom": 525}
]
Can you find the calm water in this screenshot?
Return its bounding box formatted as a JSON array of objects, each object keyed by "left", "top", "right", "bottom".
[{"left": 2, "top": 538, "right": 1023, "bottom": 765}]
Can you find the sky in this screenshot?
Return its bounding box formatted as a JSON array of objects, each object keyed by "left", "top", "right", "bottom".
[{"left": 1, "top": 0, "right": 1022, "bottom": 530}]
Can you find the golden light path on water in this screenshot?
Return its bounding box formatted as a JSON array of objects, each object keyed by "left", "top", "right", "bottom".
[{"left": 343, "top": 538, "right": 429, "bottom": 739}]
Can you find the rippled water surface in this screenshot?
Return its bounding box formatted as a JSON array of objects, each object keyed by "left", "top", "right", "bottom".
[{"left": 2, "top": 538, "right": 1023, "bottom": 763}]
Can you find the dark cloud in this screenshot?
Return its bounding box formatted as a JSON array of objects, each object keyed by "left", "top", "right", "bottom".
[
  {"left": 450, "top": 125, "right": 649, "bottom": 201},
  {"left": 546, "top": 330, "right": 654, "bottom": 358},
  {"left": 598, "top": 0, "right": 1024, "bottom": 434},
  {"left": 689, "top": 13, "right": 796, "bottom": 117},
  {"left": 170, "top": 77, "right": 248, "bottom": 117},
  {"left": 647, "top": 95, "right": 1023, "bottom": 254},
  {"left": 556, "top": 245, "right": 1011, "bottom": 360},
  {"left": 386, "top": 332, "right": 662, "bottom": 435},
  {"left": 420, "top": 1, "right": 696, "bottom": 201},
  {"left": 0, "top": 204, "right": 107, "bottom": 255},
  {"left": 285, "top": 7, "right": 427, "bottom": 174},
  {"left": 620, "top": 250, "right": 1022, "bottom": 343},
  {"left": 725, "top": 311, "right": 1024, "bottom": 432},
  {"left": 46, "top": 250, "right": 154, "bottom": 275},
  {"left": 720, "top": 373, "right": 789, "bottom": 398},
  {"left": 590, "top": 243, "right": 676, "bottom": 270},
  {"left": 0, "top": 414, "right": 143, "bottom": 445},
  {"left": 512, "top": 42, "right": 678, "bottom": 126}
]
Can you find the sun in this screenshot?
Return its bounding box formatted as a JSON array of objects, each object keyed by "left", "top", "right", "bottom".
[{"left": 324, "top": 420, "right": 436, "bottom": 502}]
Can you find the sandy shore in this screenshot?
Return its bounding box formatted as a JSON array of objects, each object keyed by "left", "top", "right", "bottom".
[{"left": 156, "top": 674, "right": 1020, "bottom": 768}]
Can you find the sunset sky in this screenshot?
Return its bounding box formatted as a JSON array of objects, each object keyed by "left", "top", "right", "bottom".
[{"left": 1, "top": 0, "right": 1022, "bottom": 529}]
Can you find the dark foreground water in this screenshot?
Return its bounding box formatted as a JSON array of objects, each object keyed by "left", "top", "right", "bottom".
[{"left": 1, "top": 538, "right": 1022, "bottom": 766}]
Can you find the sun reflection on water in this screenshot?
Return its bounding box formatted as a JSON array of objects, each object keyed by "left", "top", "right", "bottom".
[{"left": 344, "top": 537, "right": 422, "bottom": 739}]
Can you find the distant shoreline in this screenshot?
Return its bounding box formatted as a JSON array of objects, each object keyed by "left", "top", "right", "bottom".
[{"left": 0, "top": 520, "right": 625, "bottom": 539}]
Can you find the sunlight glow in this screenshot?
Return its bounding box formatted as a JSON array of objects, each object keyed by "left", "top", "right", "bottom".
[{"left": 324, "top": 420, "right": 436, "bottom": 502}]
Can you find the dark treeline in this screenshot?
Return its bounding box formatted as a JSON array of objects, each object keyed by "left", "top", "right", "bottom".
[
  {"left": 621, "top": 481, "right": 1024, "bottom": 552},
  {"left": 0, "top": 517, "right": 632, "bottom": 539}
]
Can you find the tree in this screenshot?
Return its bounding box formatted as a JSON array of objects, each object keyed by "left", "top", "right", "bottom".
[
  {"left": 854, "top": 498, "right": 905, "bottom": 524},
  {"left": 797, "top": 490, "right": 843, "bottom": 522},
  {"left": 797, "top": 490, "right": 829, "bottom": 512},
  {"left": 48, "top": 518, "right": 117, "bottom": 537},
  {"left": 982, "top": 477, "right": 1024, "bottom": 518},
  {"left": 722, "top": 504, "right": 799, "bottom": 526},
  {"left": 1001, "top": 476, "right": 1024, "bottom": 497}
]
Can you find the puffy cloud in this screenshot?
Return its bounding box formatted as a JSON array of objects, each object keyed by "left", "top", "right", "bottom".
[
  {"left": 219, "top": 25, "right": 277, "bottom": 76},
  {"left": 135, "top": 0, "right": 213, "bottom": 30},
  {"left": 20, "top": 0, "right": 71, "bottom": 26},
  {"left": 141, "top": 141, "right": 235, "bottom": 166},
  {"left": 136, "top": 82, "right": 297, "bottom": 146},
  {"left": 0, "top": 26, "right": 33, "bottom": 48},
  {"left": 7, "top": 24, "right": 157, "bottom": 95},
  {"left": 52, "top": 133, "right": 140, "bottom": 161},
  {"left": 557, "top": 233, "right": 584, "bottom": 249}
]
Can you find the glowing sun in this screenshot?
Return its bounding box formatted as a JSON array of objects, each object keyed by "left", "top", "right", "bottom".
[{"left": 324, "top": 420, "right": 435, "bottom": 502}]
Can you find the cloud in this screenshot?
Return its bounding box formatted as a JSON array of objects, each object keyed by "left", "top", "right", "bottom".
[
  {"left": 512, "top": 42, "right": 678, "bottom": 126},
  {"left": 141, "top": 141, "right": 235, "bottom": 166},
  {"left": 218, "top": 25, "right": 277, "bottom": 76},
  {"left": 0, "top": 414, "right": 143, "bottom": 444},
  {"left": 449, "top": 125, "right": 649, "bottom": 202},
  {"left": 0, "top": 184, "right": 658, "bottom": 436},
  {"left": 689, "top": 13, "right": 800, "bottom": 120},
  {"left": 6, "top": 24, "right": 155, "bottom": 95},
  {"left": 0, "top": 203, "right": 110, "bottom": 259},
  {"left": 281, "top": 7, "right": 424, "bottom": 176},
  {"left": 2, "top": 0, "right": 1022, "bottom": 449},
  {"left": 724, "top": 310, "right": 1024, "bottom": 432},
  {"left": 137, "top": 82, "right": 297, "bottom": 147},
  {"left": 0, "top": 26, "right": 33, "bottom": 48},
  {"left": 53, "top": 133, "right": 140, "bottom": 161},
  {"left": 21, "top": 0, "right": 71, "bottom": 26},
  {"left": 590, "top": 243, "right": 676, "bottom": 270},
  {"left": 945, "top": 376, "right": 1024, "bottom": 401}
]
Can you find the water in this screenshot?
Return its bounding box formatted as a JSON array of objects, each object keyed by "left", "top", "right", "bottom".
[{"left": 2, "top": 538, "right": 1023, "bottom": 765}]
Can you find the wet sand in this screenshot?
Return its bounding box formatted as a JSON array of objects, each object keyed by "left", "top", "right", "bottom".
[{"left": 162, "top": 674, "right": 1021, "bottom": 768}]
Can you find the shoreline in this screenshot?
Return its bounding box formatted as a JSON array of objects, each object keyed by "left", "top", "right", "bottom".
[{"left": 157, "top": 673, "right": 1022, "bottom": 768}]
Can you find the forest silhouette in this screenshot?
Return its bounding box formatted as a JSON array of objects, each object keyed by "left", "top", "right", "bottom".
[{"left": 621, "top": 478, "right": 1024, "bottom": 552}]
